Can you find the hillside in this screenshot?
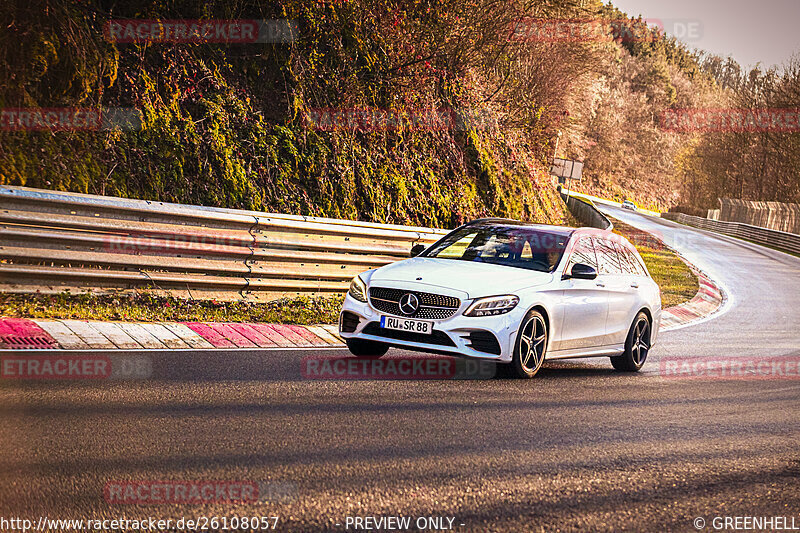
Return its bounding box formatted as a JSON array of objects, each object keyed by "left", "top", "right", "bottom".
[
  {"left": 3, "top": 0, "right": 788, "bottom": 219},
  {"left": 1, "top": 0, "right": 576, "bottom": 228}
]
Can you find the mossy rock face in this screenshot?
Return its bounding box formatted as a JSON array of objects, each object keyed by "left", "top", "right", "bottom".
[{"left": 0, "top": 0, "right": 569, "bottom": 230}]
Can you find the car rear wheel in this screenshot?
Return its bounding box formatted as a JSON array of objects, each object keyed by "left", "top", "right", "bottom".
[
  {"left": 505, "top": 309, "right": 548, "bottom": 379},
  {"left": 610, "top": 312, "right": 650, "bottom": 372},
  {"left": 346, "top": 338, "right": 389, "bottom": 358}
]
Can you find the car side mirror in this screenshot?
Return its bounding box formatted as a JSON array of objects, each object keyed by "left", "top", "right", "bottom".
[
  {"left": 564, "top": 263, "right": 597, "bottom": 280},
  {"left": 410, "top": 243, "right": 426, "bottom": 257}
]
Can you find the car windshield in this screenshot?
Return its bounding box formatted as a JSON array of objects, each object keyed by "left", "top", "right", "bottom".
[{"left": 423, "top": 224, "right": 570, "bottom": 272}]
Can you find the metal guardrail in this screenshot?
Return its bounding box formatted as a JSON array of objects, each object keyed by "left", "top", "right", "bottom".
[
  {"left": 559, "top": 189, "right": 662, "bottom": 218},
  {"left": 661, "top": 212, "right": 800, "bottom": 255},
  {"left": 0, "top": 186, "right": 448, "bottom": 301},
  {"left": 559, "top": 191, "right": 613, "bottom": 231}
]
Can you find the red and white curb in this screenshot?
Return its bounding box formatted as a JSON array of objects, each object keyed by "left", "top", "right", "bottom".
[
  {"left": 659, "top": 265, "right": 726, "bottom": 331},
  {"left": 0, "top": 319, "right": 345, "bottom": 350}
]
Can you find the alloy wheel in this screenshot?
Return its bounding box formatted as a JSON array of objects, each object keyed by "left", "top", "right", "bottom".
[
  {"left": 519, "top": 315, "right": 547, "bottom": 372},
  {"left": 631, "top": 317, "right": 650, "bottom": 366}
]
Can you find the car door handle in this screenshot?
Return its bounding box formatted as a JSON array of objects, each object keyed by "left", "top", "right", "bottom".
[
  {"left": 596, "top": 282, "right": 605, "bottom": 287},
  {"left": 630, "top": 282, "right": 639, "bottom": 288}
]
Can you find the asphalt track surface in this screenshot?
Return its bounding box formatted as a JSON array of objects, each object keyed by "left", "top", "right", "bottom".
[{"left": 2, "top": 207, "right": 800, "bottom": 532}]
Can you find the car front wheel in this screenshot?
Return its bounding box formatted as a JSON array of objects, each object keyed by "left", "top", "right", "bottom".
[
  {"left": 346, "top": 338, "right": 389, "bottom": 358},
  {"left": 506, "top": 309, "right": 548, "bottom": 379},
  {"left": 611, "top": 312, "right": 651, "bottom": 372}
]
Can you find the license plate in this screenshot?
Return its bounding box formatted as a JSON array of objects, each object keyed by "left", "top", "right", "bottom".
[{"left": 380, "top": 316, "right": 433, "bottom": 335}]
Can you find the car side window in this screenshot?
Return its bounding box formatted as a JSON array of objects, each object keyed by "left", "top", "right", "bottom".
[
  {"left": 612, "top": 242, "right": 633, "bottom": 275},
  {"left": 594, "top": 238, "right": 623, "bottom": 275},
  {"left": 566, "top": 237, "right": 598, "bottom": 274},
  {"left": 624, "top": 247, "right": 648, "bottom": 276}
]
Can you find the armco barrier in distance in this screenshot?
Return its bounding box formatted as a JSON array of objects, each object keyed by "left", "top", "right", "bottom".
[
  {"left": 661, "top": 212, "right": 800, "bottom": 255},
  {"left": 0, "top": 186, "right": 447, "bottom": 302}
]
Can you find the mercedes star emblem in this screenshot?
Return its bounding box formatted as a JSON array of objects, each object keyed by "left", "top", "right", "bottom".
[{"left": 398, "top": 293, "right": 420, "bottom": 316}]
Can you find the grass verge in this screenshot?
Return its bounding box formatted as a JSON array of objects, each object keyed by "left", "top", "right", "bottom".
[
  {"left": 0, "top": 293, "right": 344, "bottom": 325},
  {"left": 611, "top": 218, "right": 699, "bottom": 308}
]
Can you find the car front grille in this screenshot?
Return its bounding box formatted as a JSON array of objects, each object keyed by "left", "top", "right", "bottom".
[
  {"left": 368, "top": 287, "right": 460, "bottom": 319},
  {"left": 362, "top": 322, "right": 456, "bottom": 347}
]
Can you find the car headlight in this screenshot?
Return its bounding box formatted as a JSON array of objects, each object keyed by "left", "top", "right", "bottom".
[
  {"left": 348, "top": 275, "right": 368, "bottom": 303},
  {"left": 463, "top": 295, "right": 520, "bottom": 317}
]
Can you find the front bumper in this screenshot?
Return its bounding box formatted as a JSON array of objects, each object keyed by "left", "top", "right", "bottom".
[{"left": 339, "top": 292, "right": 525, "bottom": 362}]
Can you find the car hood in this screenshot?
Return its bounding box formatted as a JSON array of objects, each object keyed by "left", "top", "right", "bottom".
[{"left": 368, "top": 257, "right": 553, "bottom": 298}]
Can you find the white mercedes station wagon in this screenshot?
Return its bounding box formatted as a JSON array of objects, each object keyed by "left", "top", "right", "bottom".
[{"left": 339, "top": 219, "right": 661, "bottom": 378}]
